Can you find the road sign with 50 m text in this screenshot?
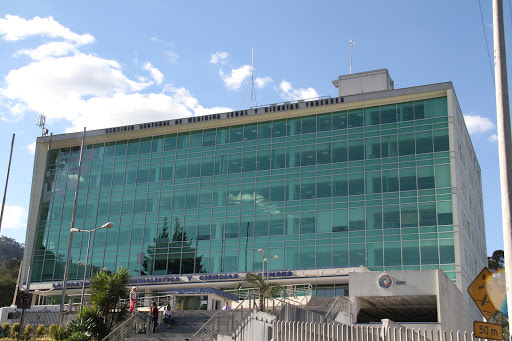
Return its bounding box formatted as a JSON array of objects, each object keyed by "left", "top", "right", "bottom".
[{"left": 473, "top": 321, "right": 503, "bottom": 340}]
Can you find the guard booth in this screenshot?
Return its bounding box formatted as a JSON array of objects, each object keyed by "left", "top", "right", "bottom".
[{"left": 168, "top": 288, "right": 239, "bottom": 310}]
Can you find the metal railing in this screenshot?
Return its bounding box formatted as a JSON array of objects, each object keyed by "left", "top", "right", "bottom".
[
  {"left": 189, "top": 290, "right": 259, "bottom": 341},
  {"left": 101, "top": 312, "right": 151, "bottom": 341},
  {"left": 325, "top": 296, "right": 351, "bottom": 321},
  {"left": 118, "top": 292, "right": 178, "bottom": 311}
]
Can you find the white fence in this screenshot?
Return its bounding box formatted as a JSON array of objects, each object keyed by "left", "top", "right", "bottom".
[{"left": 271, "top": 322, "right": 501, "bottom": 341}]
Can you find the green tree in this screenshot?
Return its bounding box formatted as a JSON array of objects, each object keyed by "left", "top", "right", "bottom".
[
  {"left": 0, "top": 258, "right": 21, "bottom": 307},
  {"left": 238, "top": 273, "right": 285, "bottom": 312},
  {"left": 0, "top": 236, "right": 24, "bottom": 268},
  {"left": 488, "top": 250, "right": 505, "bottom": 272},
  {"left": 488, "top": 249, "right": 508, "bottom": 339},
  {"left": 89, "top": 267, "right": 130, "bottom": 331}
]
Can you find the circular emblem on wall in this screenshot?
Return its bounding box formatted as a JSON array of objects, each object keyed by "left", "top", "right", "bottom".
[{"left": 378, "top": 274, "right": 393, "bottom": 289}]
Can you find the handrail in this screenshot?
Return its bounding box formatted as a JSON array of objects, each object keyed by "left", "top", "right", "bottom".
[
  {"left": 101, "top": 311, "right": 150, "bottom": 341},
  {"left": 325, "top": 295, "right": 342, "bottom": 320},
  {"left": 189, "top": 289, "right": 258, "bottom": 340}
]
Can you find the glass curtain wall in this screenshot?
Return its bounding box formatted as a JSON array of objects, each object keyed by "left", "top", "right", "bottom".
[{"left": 30, "top": 97, "right": 457, "bottom": 282}]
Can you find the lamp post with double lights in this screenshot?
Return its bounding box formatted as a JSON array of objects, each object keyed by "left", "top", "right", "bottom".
[
  {"left": 71, "top": 222, "right": 113, "bottom": 308},
  {"left": 257, "top": 249, "right": 278, "bottom": 283}
]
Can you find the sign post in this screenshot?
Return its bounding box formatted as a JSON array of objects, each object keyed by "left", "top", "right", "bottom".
[
  {"left": 468, "top": 267, "right": 506, "bottom": 339},
  {"left": 16, "top": 293, "right": 32, "bottom": 341}
]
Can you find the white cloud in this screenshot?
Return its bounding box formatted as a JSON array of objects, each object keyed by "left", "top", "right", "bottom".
[
  {"left": 219, "top": 65, "right": 251, "bottom": 90},
  {"left": 0, "top": 15, "right": 232, "bottom": 132},
  {"left": 279, "top": 80, "right": 319, "bottom": 101},
  {"left": 255, "top": 76, "right": 272, "bottom": 89},
  {"left": 464, "top": 114, "right": 495, "bottom": 135},
  {"left": 2, "top": 53, "right": 153, "bottom": 120},
  {"left": 27, "top": 142, "right": 36, "bottom": 154},
  {"left": 1, "top": 204, "right": 27, "bottom": 230},
  {"left": 0, "top": 15, "right": 94, "bottom": 45},
  {"left": 143, "top": 62, "right": 164, "bottom": 84},
  {"left": 15, "top": 42, "right": 77, "bottom": 60},
  {"left": 164, "top": 51, "right": 179, "bottom": 63},
  {"left": 210, "top": 51, "right": 229, "bottom": 64},
  {"left": 489, "top": 134, "right": 498, "bottom": 142}
]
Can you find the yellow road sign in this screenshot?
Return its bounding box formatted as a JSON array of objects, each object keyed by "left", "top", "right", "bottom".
[
  {"left": 473, "top": 321, "right": 503, "bottom": 340},
  {"left": 467, "top": 267, "right": 497, "bottom": 320}
]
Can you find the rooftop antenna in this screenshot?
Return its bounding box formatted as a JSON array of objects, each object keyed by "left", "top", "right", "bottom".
[
  {"left": 36, "top": 113, "right": 49, "bottom": 136},
  {"left": 239, "top": 48, "right": 257, "bottom": 110},
  {"left": 349, "top": 40, "right": 355, "bottom": 74}
]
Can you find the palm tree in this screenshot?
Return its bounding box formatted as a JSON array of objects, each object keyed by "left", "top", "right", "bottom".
[
  {"left": 238, "top": 273, "right": 285, "bottom": 312},
  {"left": 89, "top": 267, "right": 130, "bottom": 331}
]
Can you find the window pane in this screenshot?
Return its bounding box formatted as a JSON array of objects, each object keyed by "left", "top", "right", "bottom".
[
  {"left": 367, "top": 243, "right": 383, "bottom": 267},
  {"left": 400, "top": 168, "right": 417, "bottom": 191},
  {"left": 421, "top": 239, "right": 439, "bottom": 264},
  {"left": 437, "top": 201, "right": 453, "bottom": 225},
  {"left": 398, "top": 102, "right": 414, "bottom": 122},
  {"left": 349, "top": 207, "right": 365, "bottom": 231},
  {"left": 302, "top": 116, "right": 316, "bottom": 134},
  {"left": 244, "top": 124, "right": 258, "bottom": 141},
  {"left": 383, "top": 205, "right": 400, "bottom": 229},
  {"left": 317, "top": 113, "right": 332, "bottom": 132},
  {"left": 317, "top": 143, "right": 331, "bottom": 164},
  {"left": 366, "top": 171, "right": 382, "bottom": 194},
  {"left": 381, "top": 135, "right": 398, "bottom": 157},
  {"left": 348, "top": 109, "right": 364, "bottom": 128},
  {"left": 349, "top": 139, "right": 364, "bottom": 161},
  {"left": 403, "top": 240, "right": 420, "bottom": 266},
  {"left": 333, "top": 210, "right": 348, "bottom": 232},
  {"left": 399, "top": 133, "right": 415, "bottom": 156},
  {"left": 435, "top": 164, "right": 451, "bottom": 188},
  {"left": 418, "top": 166, "right": 435, "bottom": 189},
  {"left": 367, "top": 206, "right": 382, "bottom": 229},
  {"left": 384, "top": 242, "right": 401, "bottom": 266},
  {"left": 439, "top": 239, "right": 455, "bottom": 263},
  {"left": 287, "top": 118, "right": 301, "bottom": 135},
  {"left": 419, "top": 203, "right": 437, "bottom": 226},
  {"left": 431, "top": 97, "right": 448, "bottom": 117},
  {"left": 401, "top": 204, "right": 418, "bottom": 227},
  {"left": 380, "top": 104, "right": 397, "bottom": 124},
  {"left": 434, "top": 129, "right": 449, "bottom": 152},
  {"left": 416, "top": 131, "right": 433, "bottom": 154},
  {"left": 332, "top": 141, "right": 347, "bottom": 163},
  {"left": 332, "top": 111, "right": 347, "bottom": 130},
  {"left": 365, "top": 106, "right": 380, "bottom": 126}
]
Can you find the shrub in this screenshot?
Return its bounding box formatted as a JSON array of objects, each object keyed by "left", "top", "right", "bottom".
[
  {"left": 36, "top": 324, "right": 46, "bottom": 337},
  {"left": 66, "top": 306, "right": 107, "bottom": 340},
  {"left": 49, "top": 324, "right": 66, "bottom": 341},
  {"left": 1, "top": 323, "right": 10, "bottom": 338},
  {"left": 23, "top": 324, "right": 33, "bottom": 340},
  {"left": 11, "top": 323, "right": 20, "bottom": 338},
  {"left": 66, "top": 331, "right": 90, "bottom": 341}
]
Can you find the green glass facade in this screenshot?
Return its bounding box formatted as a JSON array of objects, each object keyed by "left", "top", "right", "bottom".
[{"left": 30, "top": 96, "right": 457, "bottom": 283}]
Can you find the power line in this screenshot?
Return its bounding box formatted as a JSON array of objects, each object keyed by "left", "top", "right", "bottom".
[{"left": 479, "top": 0, "right": 496, "bottom": 90}]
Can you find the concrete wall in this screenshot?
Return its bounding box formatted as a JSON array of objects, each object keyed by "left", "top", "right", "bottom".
[
  {"left": 349, "top": 269, "right": 478, "bottom": 333},
  {"left": 447, "top": 89, "right": 487, "bottom": 322}
]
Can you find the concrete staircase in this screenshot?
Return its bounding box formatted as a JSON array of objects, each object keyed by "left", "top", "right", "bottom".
[
  {"left": 125, "top": 310, "right": 228, "bottom": 341},
  {"left": 304, "top": 296, "right": 338, "bottom": 316}
]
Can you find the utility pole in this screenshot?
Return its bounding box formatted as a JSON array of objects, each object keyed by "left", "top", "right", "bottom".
[
  {"left": 493, "top": 0, "right": 512, "bottom": 333},
  {"left": 0, "top": 134, "right": 15, "bottom": 233}
]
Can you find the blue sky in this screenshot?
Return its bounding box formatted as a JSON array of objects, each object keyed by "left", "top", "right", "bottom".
[{"left": 0, "top": 1, "right": 510, "bottom": 256}]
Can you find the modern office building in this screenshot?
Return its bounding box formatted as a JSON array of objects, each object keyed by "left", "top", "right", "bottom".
[{"left": 21, "top": 69, "right": 487, "bottom": 330}]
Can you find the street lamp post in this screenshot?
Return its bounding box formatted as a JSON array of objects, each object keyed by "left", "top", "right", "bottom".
[
  {"left": 257, "top": 249, "right": 278, "bottom": 282},
  {"left": 73, "top": 222, "right": 113, "bottom": 308}
]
